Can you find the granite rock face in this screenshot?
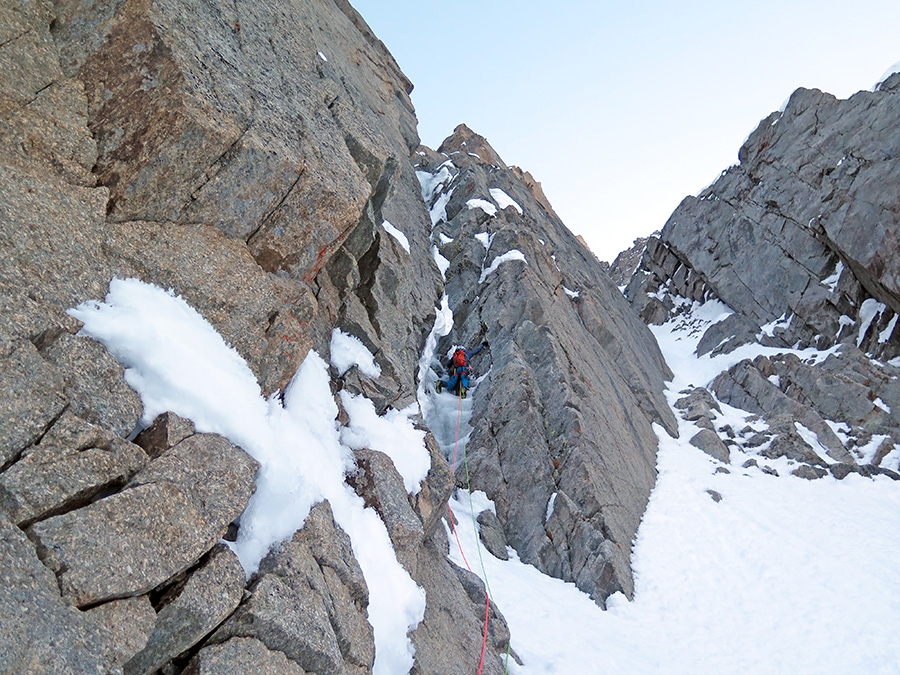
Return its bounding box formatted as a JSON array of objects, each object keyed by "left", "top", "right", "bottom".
[
  {"left": 28, "top": 432, "right": 257, "bottom": 606},
  {"left": 124, "top": 544, "right": 245, "bottom": 675},
  {"left": 210, "top": 501, "right": 375, "bottom": 675},
  {"left": 0, "top": 512, "right": 156, "bottom": 673},
  {"left": 625, "top": 74, "right": 900, "bottom": 482},
  {"left": 628, "top": 76, "right": 900, "bottom": 360}
]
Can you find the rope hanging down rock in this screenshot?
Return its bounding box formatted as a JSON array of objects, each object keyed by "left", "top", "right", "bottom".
[{"left": 446, "top": 392, "right": 511, "bottom": 674}]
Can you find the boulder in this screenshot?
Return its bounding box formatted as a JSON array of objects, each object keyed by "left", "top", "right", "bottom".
[
  {"left": 792, "top": 465, "right": 828, "bottom": 480},
  {"left": 712, "top": 358, "right": 853, "bottom": 463},
  {"left": 689, "top": 429, "right": 731, "bottom": 464},
  {"left": 477, "top": 509, "right": 510, "bottom": 561},
  {"left": 0, "top": 411, "right": 148, "bottom": 526},
  {"left": 28, "top": 433, "right": 257, "bottom": 606},
  {"left": 185, "top": 637, "right": 308, "bottom": 675},
  {"left": 124, "top": 544, "right": 245, "bottom": 675},
  {"left": 695, "top": 312, "right": 766, "bottom": 357},
  {"left": 133, "top": 411, "right": 196, "bottom": 459},
  {"left": 674, "top": 387, "right": 722, "bottom": 422}
]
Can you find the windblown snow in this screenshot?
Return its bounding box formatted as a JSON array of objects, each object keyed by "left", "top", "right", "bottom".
[
  {"left": 467, "top": 197, "right": 498, "bottom": 216},
  {"left": 69, "top": 278, "right": 425, "bottom": 675},
  {"left": 479, "top": 250, "right": 527, "bottom": 283},
  {"left": 381, "top": 219, "right": 411, "bottom": 253},
  {"left": 489, "top": 187, "right": 523, "bottom": 213},
  {"left": 330, "top": 328, "right": 382, "bottom": 378}
]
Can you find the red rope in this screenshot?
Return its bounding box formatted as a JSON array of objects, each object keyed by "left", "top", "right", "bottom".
[{"left": 446, "top": 391, "right": 492, "bottom": 675}]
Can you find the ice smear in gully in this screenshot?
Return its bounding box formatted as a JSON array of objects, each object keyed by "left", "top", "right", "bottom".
[{"left": 69, "top": 277, "right": 424, "bottom": 675}]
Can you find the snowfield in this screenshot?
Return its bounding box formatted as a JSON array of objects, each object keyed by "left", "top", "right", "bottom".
[{"left": 71, "top": 279, "right": 900, "bottom": 674}]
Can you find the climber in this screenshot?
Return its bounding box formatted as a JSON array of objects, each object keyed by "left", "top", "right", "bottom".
[{"left": 435, "top": 342, "right": 487, "bottom": 399}]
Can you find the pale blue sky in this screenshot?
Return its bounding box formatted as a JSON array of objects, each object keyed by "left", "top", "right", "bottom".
[{"left": 350, "top": 1, "right": 900, "bottom": 261}]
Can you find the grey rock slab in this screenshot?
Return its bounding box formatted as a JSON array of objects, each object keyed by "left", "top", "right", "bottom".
[
  {"left": 212, "top": 501, "right": 373, "bottom": 674},
  {"left": 689, "top": 429, "right": 731, "bottom": 464},
  {"left": 0, "top": 1, "right": 61, "bottom": 106},
  {"left": 540, "top": 489, "right": 630, "bottom": 607},
  {"left": 0, "top": 57, "right": 98, "bottom": 184},
  {"left": 28, "top": 481, "right": 218, "bottom": 606},
  {"left": 0, "top": 163, "right": 112, "bottom": 314},
  {"left": 124, "top": 544, "right": 245, "bottom": 675},
  {"left": 0, "top": 411, "right": 148, "bottom": 526},
  {"left": 406, "top": 530, "right": 513, "bottom": 675},
  {"left": 101, "top": 220, "right": 309, "bottom": 396},
  {"left": 24, "top": 429, "right": 254, "bottom": 606},
  {"left": 418, "top": 128, "right": 678, "bottom": 606},
  {"left": 0, "top": 341, "right": 67, "bottom": 470},
  {"left": 647, "top": 82, "right": 900, "bottom": 360},
  {"left": 213, "top": 567, "right": 346, "bottom": 675},
  {"left": 347, "top": 447, "right": 424, "bottom": 550},
  {"left": 186, "top": 637, "right": 308, "bottom": 675}
]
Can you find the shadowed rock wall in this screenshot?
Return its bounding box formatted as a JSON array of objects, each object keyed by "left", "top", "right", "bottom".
[{"left": 417, "top": 125, "right": 676, "bottom": 606}]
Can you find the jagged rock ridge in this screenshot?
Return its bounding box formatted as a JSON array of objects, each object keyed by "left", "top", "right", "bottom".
[
  {"left": 603, "top": 233, "right": 656, "bottom": 287},
  {"left": 625, "top": 73, "right": 900, "bottom": 482}
]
